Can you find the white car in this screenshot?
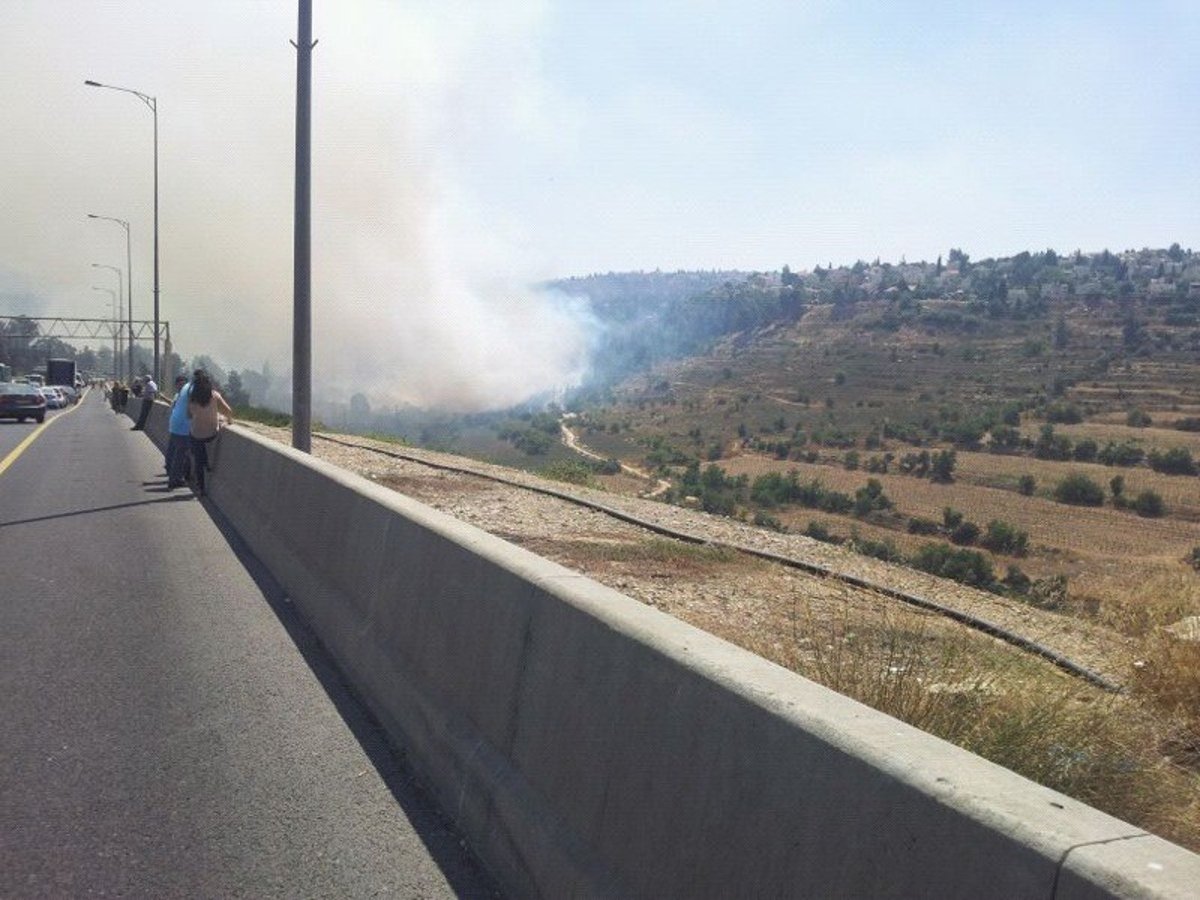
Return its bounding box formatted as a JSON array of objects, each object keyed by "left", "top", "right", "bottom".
[{"left": 39, "top": 386, "right": 66, "bottom": 409}]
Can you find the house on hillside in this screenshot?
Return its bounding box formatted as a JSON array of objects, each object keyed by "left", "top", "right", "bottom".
[{"left": 1149, "top": 278, "right": 1176, "bottom": 298}]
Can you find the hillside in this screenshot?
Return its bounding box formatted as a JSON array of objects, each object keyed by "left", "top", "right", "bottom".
[{"left": 552, "top": 246, "right": 1198, "bottom": 699}]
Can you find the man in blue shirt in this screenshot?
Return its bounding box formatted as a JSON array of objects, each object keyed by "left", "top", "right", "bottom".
[{"left": 166, "top": 374, "right": 192, "bottom": 489}]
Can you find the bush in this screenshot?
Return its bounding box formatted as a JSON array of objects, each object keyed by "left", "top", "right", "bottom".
[
  {"left": 1187, "top": 547, "right": 1200, "bottom": 571},
  {"left": 1003, "top": 565, "right": 1032, "bottom": 594},
  {"left": 1126, "top": 409, "right": 1153, "bottom": 427},
  {"left": 1097, "top": 441, "right": 1144, "bottom": 467},
  {"left": 1072, "top": 439, "right": 1098, "bottom": 462},
  {"left": 1027, "top": 574, "right": 1069, "bottom": 610},
  {"left": 1045, "top": 403, "right": 1083, "bottom": 424},
  {"left": 804, "top": 520, "right": 837, "bottom": 543},
  {"left": 930, "top": 448, "right": 957, "bottom": 482},
  {"left": 943, "top": 507, "right": 964, "bottom": 529},
  {"left": 1133, "top": 490, "right": 1166, "bottom": 518},
  {"left": 853, "top": 478, "right": 892, "bottom": 516},
  {"left": 1017, "top": 474, "right": 1036, "bottom": 496},
  {"left": 1148, "top": 447, "right": 1197, "bottom": 476},
  {"left": 950, "top": 521, "right": 981, "bottom": 546},
  {"left": 852, "top": 536, "right": 901, "bottom": 562},
  {"left": 1054, "top": 473, "right": 1106, "bottom": 506},
  {"left": 1034, "top": 425, "right": 1073, "bottom": 461},
  {"left": 907, "top": 516, "right": 940, "bottom": 535},
  {"left": 910, "top": 543, "right": 995, "bottom": 588},
  {"left": 1172, "top": 417, "right": 1200, "bottom": 432},
  {"left": 980, "top": 520, "right": 1029, "bottom": 556}
]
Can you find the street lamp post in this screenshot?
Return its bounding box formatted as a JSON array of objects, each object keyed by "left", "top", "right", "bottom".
[
  {"left": 92, "top": 286, "right": 118, "bottom": 380},
  {"left": 292, "top": 0, "right": 316, "bottom": 452},
  {"left": 91, "top": 263, "right": 123, "bottom": 379},
  {"left": 87, "top": 214, "right": 133, "bottom": 383},
  {"left": 84, "top": 79, "right": 159, "bottom": 386}
]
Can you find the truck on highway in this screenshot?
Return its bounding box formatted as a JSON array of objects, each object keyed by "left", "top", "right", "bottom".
[{"left": 46, "top": 358, "right": 77, "bottom": 389}]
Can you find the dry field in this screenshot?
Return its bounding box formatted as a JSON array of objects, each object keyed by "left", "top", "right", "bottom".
[
  {"left": 720, "top": 452, "right": 1200, "bottom": 568},
  {"left": 1018, "top": 420, "right": 1200, "bottom": 456}
]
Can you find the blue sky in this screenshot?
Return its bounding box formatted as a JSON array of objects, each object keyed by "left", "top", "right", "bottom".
[{"left": 1, "top": 1, "right": 1197, "bottom": 406}]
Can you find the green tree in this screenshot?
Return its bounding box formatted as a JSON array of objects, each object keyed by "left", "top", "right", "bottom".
[
  {"left": 1133, "top": 490, "right": 1166, "bottom": 517},
  {"left": 1054, "top": 473, "right": 1105, "bottom": 506}
]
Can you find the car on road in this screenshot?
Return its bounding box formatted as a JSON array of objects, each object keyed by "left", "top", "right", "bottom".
[
  {"left": 0, "top": 381, "right": 47, "bottom": 423},
  {"left": 40, "top": 386, "right": 66, "bottom": 409}
]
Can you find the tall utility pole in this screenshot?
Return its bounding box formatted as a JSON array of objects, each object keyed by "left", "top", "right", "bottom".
[
  {"left": 87, "top": 214, "right": 134, "bottom": 382},
  {"left": 84, "top": 80, "right": 159, "bottom": 384},
  {"left": 291, "top": 0, "right": 316, "bottom": 452}
]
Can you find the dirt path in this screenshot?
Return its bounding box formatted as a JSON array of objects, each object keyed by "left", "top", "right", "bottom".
[{"left": 559, "top": 419, "right": 671, "bottom": 498}]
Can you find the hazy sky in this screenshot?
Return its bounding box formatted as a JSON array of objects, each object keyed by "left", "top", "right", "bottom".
[{"left": 2, "top": 1, "right": 1198, "bottom": 407}]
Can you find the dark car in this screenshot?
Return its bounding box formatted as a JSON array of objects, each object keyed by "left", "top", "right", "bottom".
[{"left": 0, "top": 382, "right": 47, "bottom": 423}]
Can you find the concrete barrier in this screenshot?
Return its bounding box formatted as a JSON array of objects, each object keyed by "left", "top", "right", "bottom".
[{"left": 127, "top": 407, "right": 1200, "bottom": 898}]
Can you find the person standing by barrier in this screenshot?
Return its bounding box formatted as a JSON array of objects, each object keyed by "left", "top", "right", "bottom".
[
  {"left": 132, "top": 375, "right": 157, "bottom": 430},
  {"left": 165, "top": 374, "right": 192, "bottom": 489},
  {"left": 187, "top": 370, "right": 234, "bottom": 497}
]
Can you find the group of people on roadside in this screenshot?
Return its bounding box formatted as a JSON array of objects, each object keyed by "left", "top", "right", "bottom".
[{"left": 165, "top": 369, "right": 234, "bottom": 496}]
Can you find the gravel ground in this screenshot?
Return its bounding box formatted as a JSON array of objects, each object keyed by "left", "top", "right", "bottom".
[{"left": 242, "top": 423, "right": 1134, "bottom": 686}]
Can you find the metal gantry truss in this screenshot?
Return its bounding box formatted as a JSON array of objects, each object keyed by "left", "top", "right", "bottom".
[{"left": 0, "top": 316, "right": 171, "bottom": 344}]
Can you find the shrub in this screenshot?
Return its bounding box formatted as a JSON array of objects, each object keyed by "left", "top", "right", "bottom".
[
  {"left": 980, "top": 520, "right": 1030, "bottom": 556},
  {"left": 1097, "top": 441, "right": 1144, "bottom": 467},
  {"left": 1054, "top": 473, "right": 1105, "bottom": 506},
  {"left": 1045, "top": 403, "right": 1083, "bottom": 424},
  {"left": 843, "top": 450, "right": 860, "bottom": 470},
  {"left": 1127, "top": 409, "right": 1153, "bottom": 427},
  {"left": 950, "top": 521, "right": 981, "bottom": 546},
  {"left": 804, "top": 520, "right": 837, "bottom": 543},
  {"left": 1017, "top": 474, "right": 1036, "bottom": 496},
  {"left": 852, "top": 536, "right": 901, "bottom": 562},
  {"left": 1133, "top": 490, "right": 1166, "bottom": 518},
  {"left": 1148, "top": 447, "right": 1197, "bottom": 476},
  {"left": 899, "top": 451, "right": 931, "bottom": 477},
  {"left": 1072, "top": 439, "right": 1098, "bottom": 462},
  {"left": 853, "top": 478, "right": 892, "bottom": 516},
  {"left": 1003, "top": 565, "right": 1032, "bottom": 594},
  {"left": 1188, "top": 547, "right": 1200, "bottom": 571},
  {"left": 930, "top": 448, "right": 957, "bottom": 483},
  {"left": 1034, "top": 425, "right": 1073, "bottom": 461},
  {"left": 539, "top": 460, "right": 599, "bottom": 487},
  {"left": 907, "top": 516, "right": 940, "bottom": 535},
  {"left": 753, "top": 511, "right": 785, "bottom": 531},
  {"left": 1172, "top": 417, "right": 1200, "bottom": 432},
  {"left": 1110, "top": 474, "right": 1125, "bottom": 498},
  {"left": 1027, "top": 574, "right": 1069, "bottom": 610},
  {"left": 943, "top": 507, "right": 964, "bottom": 529},
  {"left": 910, "top": 543, "right": 995, "bottom": 588}
]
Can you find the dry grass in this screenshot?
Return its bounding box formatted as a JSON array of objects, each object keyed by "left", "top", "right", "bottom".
[
  {"left": 784, "top": 602, "right": 1200, "bottom": 851},
  {"left": 720, "top": 453, "right": 1200, "bottom": 563},
  {"left": 1023, "top": 421, "right": 1200, "bottom": 455}
]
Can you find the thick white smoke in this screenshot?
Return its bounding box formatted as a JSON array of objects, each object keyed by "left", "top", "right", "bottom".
[
  {"left": 0, "top": 1, "right": 592, "bottom": 413},
  {"left": 304, "top": 1, "right": 592, "bottom": 412}
]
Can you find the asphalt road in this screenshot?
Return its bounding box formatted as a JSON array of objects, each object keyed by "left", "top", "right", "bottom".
[
  {"left": 0, "top": 404, "right": 67, "bottom": 460},
  {"left": 0, "top": 392, "right": 501, "bottom": 898}
]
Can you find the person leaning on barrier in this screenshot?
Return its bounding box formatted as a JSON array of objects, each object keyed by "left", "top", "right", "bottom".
[
  {"left": 132, "top": 375, "right": 157, "bottom": 431},
  {"left": 186, "top": 369, "right": 233, "bottom": 498},
  {"left": 165, "top": 374, "right": 192, "bottom": 490}
]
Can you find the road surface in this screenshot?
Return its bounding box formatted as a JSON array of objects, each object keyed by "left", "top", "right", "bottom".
[{"left": 0, "top": 392, "right": 501, "bottom": 897}]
